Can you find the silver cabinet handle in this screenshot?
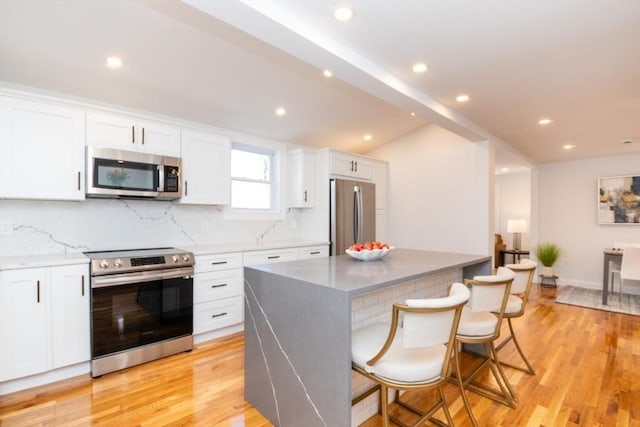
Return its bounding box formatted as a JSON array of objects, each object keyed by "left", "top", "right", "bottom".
[
  {"left": 185, "top": 180, "right": 188, "bottom": 196},
  {"left": 211, "top": 261, "right": 228, "bottom": 265},
  {"left": 81, "top": 275, "right": 85, "bottom": 296},
  {"left": 77, "top": 171, "right": 81, "bottom": 191},
  {"left": 310, "top": 251, "right": 320, "bottom": 255},
  {"left": 132, "top": 125, "right": 135, "bottom": 143},
  {"left": 211, "top": 312, "right": 228, "bottom": 318},
  {"left": 37, "top": 280, "right": 41, "bottom": 303},
  {"left": 210, "top": 283, "right": 228, "bottom": 288},
  {"left": 303, "top": 190, "right": 307, "bottom": 202},
  {"left": 142, "top": 127, "right": 145, "bottom": 145},
  {"left": 267, "top": 255, "right": 280, "bottom": 259}
]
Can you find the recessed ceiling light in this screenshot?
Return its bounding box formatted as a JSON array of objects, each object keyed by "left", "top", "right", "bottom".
[
  {"left": 275, "top": 107, "right": 286, "bottom": 117},
  {"left": 538, "top": 118, "right": 554, "bottom": 125},
  {"left": 563, "top": 144, "right": 576, "bottom": 150},
  {"left": 412, "top": 63, "right": 428, "bottom": 73},
  {"left": 333, "top": 5, "right": 354, "bottom": 22},
  {"left": 456, "top": 94, "right": 470, "bottom": 103},
  {"left": 501, "top": 167, "right": 510, "bottom": 172},
  {"left": 363, "top": 134, "right": 372, "bottom": 141},
  {"left": 105, "top": 56, "right": 123, "bottom": 69},
  {"left": 410, "top": 112, "right": 416, "bottom": 116},
  {"left": 323, "top": 69, "right": 333, "bottom": 78}
]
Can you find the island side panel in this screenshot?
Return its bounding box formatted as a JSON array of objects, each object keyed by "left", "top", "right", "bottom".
[
  {"left": 462, "top": 258, "right": 492, "bottom": 279},
  {"left": 244, "top": 267, "right": 352, "bottom": 427}
]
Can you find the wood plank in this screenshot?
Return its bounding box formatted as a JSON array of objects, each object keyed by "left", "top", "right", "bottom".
[{"left": 1, "top": 285, "right": 639, "bottom": 426}]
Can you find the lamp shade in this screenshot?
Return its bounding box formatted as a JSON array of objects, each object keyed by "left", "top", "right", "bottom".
[{"left": 507, "top": 219, "right": 527, "bottom": 233}]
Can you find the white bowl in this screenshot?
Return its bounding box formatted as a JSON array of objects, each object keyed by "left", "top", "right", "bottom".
[{"left": 345, "top": 246, "right": 393, "bottom": 261}]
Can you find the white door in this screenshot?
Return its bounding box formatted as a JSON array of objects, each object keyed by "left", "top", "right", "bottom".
[
  {"left": 50, "top": 265, "right": 90, "bottom": 369},
  {"left": 0, "top": 96, "right": 85, "bottom": 200},
  {"left": 0, "top": 268, "right": 48, "bottom": 381},
  {"left": 137, "top": 119, "right": 180, "bottom": 157},
  {"left": 179, "top": 130, "right": 231, "bottom": 205},
  {"left": 86, "top": 111, "right": 137, "bottom": 151}
]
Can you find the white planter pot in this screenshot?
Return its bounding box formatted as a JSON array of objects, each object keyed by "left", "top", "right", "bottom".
[{"left": 542, "top": 266, "right": 554, "bottom": 277}]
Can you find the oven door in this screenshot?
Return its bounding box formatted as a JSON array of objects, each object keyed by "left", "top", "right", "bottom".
[{"left": 90, "top": 268, "right": 193, "bottom": 359}]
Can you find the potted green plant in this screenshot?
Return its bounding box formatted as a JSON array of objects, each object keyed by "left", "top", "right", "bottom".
[{"left": 535, "top": 243, "right": 560, "bottom": 277}]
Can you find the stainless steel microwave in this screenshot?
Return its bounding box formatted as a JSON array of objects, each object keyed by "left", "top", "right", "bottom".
[{"left": 86, "top": 146, "right": 181, "bottom": 200}]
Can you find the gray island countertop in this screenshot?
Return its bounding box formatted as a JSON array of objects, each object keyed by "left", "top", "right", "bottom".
[
  {"left": 245, "top": 248, "right": 491, "bottom": 296},
  {"left": 243, "top": 248, "right": 491, "bottom": 427}
]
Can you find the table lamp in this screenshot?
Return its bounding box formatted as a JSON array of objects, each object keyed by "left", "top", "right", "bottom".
[{"left": 507, "top": 219, "right": 527, "bottom": 250}]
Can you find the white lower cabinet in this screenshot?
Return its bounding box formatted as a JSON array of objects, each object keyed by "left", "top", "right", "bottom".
[
  {"left": 243, "top": 248, "right": 298, "bottom": 266},
  {"left": 193, "top": 253, "right": 244, "bottom": 338},
  {"left": 298, "top": 245, "right": 330, "bottom": 259},
  {"left": 0, "top": 264, "right": 89, "bottom": 383}
]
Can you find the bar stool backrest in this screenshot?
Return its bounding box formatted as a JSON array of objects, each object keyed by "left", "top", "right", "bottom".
[
  {"left": 467, "top": 267, "right": 514, "bottom": 313},
  {"left": 621, "top": 246, "right": 640, "bottom": 281},
  {"left": 505, "top": 259, "right": 536, "bottom": 294}
]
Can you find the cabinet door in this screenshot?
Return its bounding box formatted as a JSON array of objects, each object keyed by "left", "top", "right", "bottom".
[
  {"left": 86, "top": 111, "right": 137, "bottom": 151},
  {"left": 0, "top": 96, "right": 85, "bottom": 200},
  {"left": 288, "top": 149, "right": 315, "bottom": 208},
  {"left": 179, "top": 130, "right": 231, "bottom": 205},
  {"left": 243, "top": 248, "right": 298, "bottom": 266},
  {"left": 0, "top": 268, "right": 48, "bottom": 381},
  {"left": 137, "top": 119, "right": 180, "bottom": 157},
  {"left": 330, "top": 151, "right": 372, "bottom": 180},
  {"left": 50, "top": 265, "right": 90, "bottom": 369}
]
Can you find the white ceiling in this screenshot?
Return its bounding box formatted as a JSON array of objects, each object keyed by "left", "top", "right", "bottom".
[{"left": 1, "top": 0, "right": 640, "bottom": 173}]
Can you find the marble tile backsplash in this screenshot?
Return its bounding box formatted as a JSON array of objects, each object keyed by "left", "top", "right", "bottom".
[{"left": 0, "top": 199, "right": 302, "bottom": 256}]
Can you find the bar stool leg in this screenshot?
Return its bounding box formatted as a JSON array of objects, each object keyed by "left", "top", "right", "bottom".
[{"left": 453, "top": 344, "right": 479, "bottom": 427}]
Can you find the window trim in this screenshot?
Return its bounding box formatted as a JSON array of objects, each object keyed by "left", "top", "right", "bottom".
[{"left": 224, "top": 138, "right": 285, "bottom": 220}]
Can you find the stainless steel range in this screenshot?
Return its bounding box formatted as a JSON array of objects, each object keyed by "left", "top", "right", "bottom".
[{"left": 85, "top": 247, "right": 194, "bottom": 377}]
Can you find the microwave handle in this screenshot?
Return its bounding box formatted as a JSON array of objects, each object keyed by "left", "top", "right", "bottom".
[{"left": 157, "top": 165, "right": 163, "bottom": 192}]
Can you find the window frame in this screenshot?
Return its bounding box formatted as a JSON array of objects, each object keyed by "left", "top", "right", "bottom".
[{"left": 225, "top": 138, "right": 285, "bottom": 219}]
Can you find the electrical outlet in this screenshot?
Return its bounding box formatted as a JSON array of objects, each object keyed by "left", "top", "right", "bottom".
[{"left": 0, "top": 220, "right": 14, "bottom": 235}]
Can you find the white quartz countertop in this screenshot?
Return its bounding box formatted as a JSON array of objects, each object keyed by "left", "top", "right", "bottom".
[
  {"left": 0, "top": 253, "right": 90, "bottom": 271},
  {"left": 178, "top": 240, "right": 329, "bottom": 256},
  {"left": 0, "top": 240, "right": 329, "bottom": 270},
  {"left": 245, "top": 248, "right": 491, "bottom": 296}
]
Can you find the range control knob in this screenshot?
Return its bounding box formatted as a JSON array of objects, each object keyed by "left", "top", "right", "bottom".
[
  {"left": 99, "top": 259, "right": 109, "bottom": 269},
  {"left": 172, "top": 255, "right": 180, "bottom": 263},
  {"left": 114, "top": 259, "right": 123, "bottom": 268},
  {"left": 182, "top": 254, "right": 190, "bottom": 263}
]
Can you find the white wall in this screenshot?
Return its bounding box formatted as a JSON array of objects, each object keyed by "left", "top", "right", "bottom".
[
  {"left": 368, "top": 124, "right": 492, "bottom": 255},
  {"left": 495, "top": 172, "right": 532, "bottom": 250},
  {"left": 537, "top": 153, "right": 640, "bottom": 289}
]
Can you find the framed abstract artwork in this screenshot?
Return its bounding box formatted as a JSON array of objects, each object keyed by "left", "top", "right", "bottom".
[{"left": 598, "top": 175, "right": 640, "bottom": 224}]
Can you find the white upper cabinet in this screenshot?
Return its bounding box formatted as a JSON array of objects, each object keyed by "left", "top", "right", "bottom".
[
  {"left": 0, "top": 96, "right": 85, "bottom": 201},
  {"left": 179, "top": 129, "right": 231, "bottom": 205},
  {"left": 288, "top": 148, "right": 315, "bottom": 208},
  {"left": 86, "top": 111, "right": 180, "bottom": 157},
  {"left": 329, "top": 150, "right": 372, "bottom": 180}
]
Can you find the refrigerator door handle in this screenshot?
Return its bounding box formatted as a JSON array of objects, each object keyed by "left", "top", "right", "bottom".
[{"left": 354, "top": 185, "right": 364, "bottom": 242}]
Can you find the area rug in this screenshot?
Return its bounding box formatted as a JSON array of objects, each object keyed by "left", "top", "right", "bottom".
[{"left": 555, "top": 286, "right": 640, "bottom": 316}]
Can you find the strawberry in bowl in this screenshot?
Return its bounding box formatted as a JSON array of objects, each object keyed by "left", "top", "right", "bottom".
[{"left": 346, "top": 241, "right": 393, "bottom": 261}]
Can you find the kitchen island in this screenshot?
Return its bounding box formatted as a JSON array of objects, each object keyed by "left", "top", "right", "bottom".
[{"left": 243, "top": 248, "right": 491, "bottom": 427}]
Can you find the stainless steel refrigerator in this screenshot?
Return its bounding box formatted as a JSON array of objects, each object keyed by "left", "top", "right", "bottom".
[{"left": 330, "top": 178, "right": 376, "bottom": 255}]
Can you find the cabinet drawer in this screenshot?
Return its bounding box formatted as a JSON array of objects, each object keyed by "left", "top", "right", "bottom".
[
  {"left": 194, "top": 252, "right": 243, "bottom": 274},
  {"left": 243, "top": 248, "right": 298, "bottom": 266},
  {"left": 193, "top": 296, "right": 243, "bottom": 334},
  {"left": 298, "top": 245, "right": 329, "bottom": 259},
  {"left": 194, "top": 269, "right": 243, "bottom": 303}
]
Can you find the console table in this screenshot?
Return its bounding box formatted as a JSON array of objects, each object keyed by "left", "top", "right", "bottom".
[
  {"left": 499, "top": 249, "right": 530, "bottom": 266},
  {"left": 602, "top": 248, "right": 623, "bottom": 305}
]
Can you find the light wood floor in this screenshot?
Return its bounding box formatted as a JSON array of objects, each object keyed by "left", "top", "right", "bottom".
[{"left": 1, "top": 285, "right": 639, "bottom": 426}]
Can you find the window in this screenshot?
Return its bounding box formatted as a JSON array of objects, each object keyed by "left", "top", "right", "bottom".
[{"left": 231, "top": 143, "right": 276, "bottom": 210}]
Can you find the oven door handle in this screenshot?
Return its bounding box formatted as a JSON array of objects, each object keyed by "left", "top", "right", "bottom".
[{"left": 91, "top": 267, "right": 194, "bottom": 288}]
